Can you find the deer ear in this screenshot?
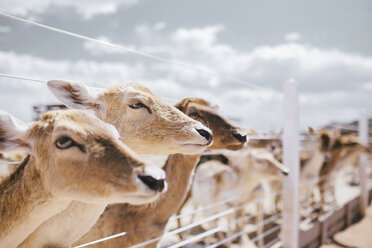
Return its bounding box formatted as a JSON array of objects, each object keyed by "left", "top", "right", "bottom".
[
  {"left": 47, "top": 80, "right": 103, "bottom": 110},
  {"left": 174, "top": 98, "right": 192, "bottom": 113},
  {"left": 308, "top": 126, "right": 315, "bottom": 134},
  {"left": 0, "top": 111, "right": 30, "bottom": 151},
  {"left": 320, "top": 132, "right": 331, "bottom": 151}
]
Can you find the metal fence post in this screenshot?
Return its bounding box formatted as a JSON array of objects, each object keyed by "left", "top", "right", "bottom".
[
  {"left": 282, "top": 79, "right": 300, "bottom": 248},
  {"left": 358, "top": 111, "right": 369, "bottom": 216}
]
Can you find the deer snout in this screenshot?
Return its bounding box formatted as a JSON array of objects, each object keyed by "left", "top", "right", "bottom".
[
  {"left": 282, "top": 169, "right": 289, "bottom": 176},
  {"left": 196, "top": 128, "right": 213, "bottom": 145},
  {"left": 232, "top": 132, "right": 247, "bottom": 143},
  {"left": 138, "top": 165, "right": 167, "bottom": 193},
  {"left": 138, "top": 175, "right": 165, "bottom": 192}
]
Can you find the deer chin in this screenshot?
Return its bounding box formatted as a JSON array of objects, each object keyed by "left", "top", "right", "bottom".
[
  {"left": 108, "top": 182, "right": 168, "bottom": 205},
  {"left": 119, "top": 193, "right": 163, "bottom": 205},
  {"left": 103, "top": 174, "right": 168, "bottom": 205},
  {"left": 178, "top": 143, "right": 209, "bottom": 154},
  {"left": 226, "top": 143, "right": 246, "bottom": 151}
]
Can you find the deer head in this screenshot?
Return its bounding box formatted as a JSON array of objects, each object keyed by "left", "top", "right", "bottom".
[
  {"left": 0, "top": 110, "right": 166, "bottom": 205},
  {"left": 335, "top": 134, "right": 370, "bottom": 163},
  {"left": 248, "top": 149, "right": 289, "bottom": 177},
  {"left": 47, "top": 81, "right": 212, "bottom": 155},
  {"left": 174, "top": 98, "right": 247, "bottom": 150}
]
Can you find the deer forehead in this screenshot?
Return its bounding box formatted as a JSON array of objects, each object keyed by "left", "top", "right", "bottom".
[
  {"left": 104, "top": 84, "right": 156, "bottom": 102},
  {"left": 102, "top": 86, "right": 163, "bottom": 115},
  {"left": 192, "top": 106, "right": 233, "bottom": 126},
  {"left": 187, "top": 101, "right": 219, "bottom": 112},
  {"left": 124, "top": 90, "right": 153, "bottom": 104},
  {"left": 50, "top": 112, "right": 120, "bottom": 141}
]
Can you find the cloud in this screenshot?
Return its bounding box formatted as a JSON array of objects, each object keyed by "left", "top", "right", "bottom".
[
  {"left": 83, "top": 36, "right": 137, "bottom": 56},
  {"left": 154, "top": 22, "right": 166, "bottom": 31},
  {"left": 285, "top": 32, "right": 302, "bottom": 42},
  {"left": 0, "top": 25, "right": 11, "bottom": 33},
  {"left": 171, "top": 25, "right": 225, "bottom": 50},
  {"left": 0, "top": 0, "right": 139, "bottom": 19},
  {"left": 1, "top": 24, "right": 372, "bottom": 131},
  {"left": 135, "top": 22, "right": 167, "bottom": 34}
]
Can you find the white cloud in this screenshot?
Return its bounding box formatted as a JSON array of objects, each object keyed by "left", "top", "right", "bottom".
[
  {"left": 0, "top": 0, "right": 139, "bottom": 19},
  {"left": 0, "top": 25, "right": 11, "bottom": 33},
  {"left": 171, "top": 25, "right": 225, "bottom": 49},
  {"left": 83, "top": 36, "right": 137, "bottom": 56},
  {"left": 154, "top": 22, "right": 166, "bottom": 31},
  {"left": 285, "top": 32, "right": 302, "bottom": 42},
  {"left": 135, "top": 22, "right": 167, "bottom": 36}
]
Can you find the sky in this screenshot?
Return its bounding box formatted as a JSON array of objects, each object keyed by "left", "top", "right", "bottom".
[{"left": 0, "top": 0, "right": 371, "bottom": 132}]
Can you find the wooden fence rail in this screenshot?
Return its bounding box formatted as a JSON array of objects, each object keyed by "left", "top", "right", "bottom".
[{"left": 299, "top": 189, "right": 372, "bottom": 248}]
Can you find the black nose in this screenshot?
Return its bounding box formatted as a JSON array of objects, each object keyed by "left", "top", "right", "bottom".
[
  {"left": 232, "top": 133, "right": 247, "bottom": 143},
  {"left": 196, "top": 129, "right": 213, "bottom": 144},
  {"left": 282, "top": 170, "right": 289, "bottom": 176},
  {"left": 138, "top": 175, "right": 165, "bottom": 192}
]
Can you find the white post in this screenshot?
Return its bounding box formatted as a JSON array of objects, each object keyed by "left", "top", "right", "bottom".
[
  {"left": 282, "top": 79, "right": 300, "bottom": 248},
  {"left": 358, "top": 111, "right": 369, "bottom": 216}
]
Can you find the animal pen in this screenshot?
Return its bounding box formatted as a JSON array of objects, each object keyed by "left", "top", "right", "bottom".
[{"left": 1, "top": 11, "right": 371, "bottom": 248}]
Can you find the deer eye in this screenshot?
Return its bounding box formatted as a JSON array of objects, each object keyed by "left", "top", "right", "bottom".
[
  {"left": 189, "top": 112, "right": 199, "bottom": 119},
  {"left": 55, "top": 136, "right": 74, "bottom": 149},
  {"left": 128, "top": 102, "right": 152, "bottom": 114},
  {"left": 129, "top": 102, "right": 145, "bottom": 109}
]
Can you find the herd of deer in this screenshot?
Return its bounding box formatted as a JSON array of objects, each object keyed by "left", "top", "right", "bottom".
[{"left": 0, "top": 80, "right": 370, "bottom": 248}]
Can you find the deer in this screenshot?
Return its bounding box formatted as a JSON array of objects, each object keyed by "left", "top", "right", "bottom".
[
  {"left": 265, "top": 129, "right": 335, "bottom": 215},
  {"left": 317, "top": 132, "right": 370, "bottom": 208},
  {"left": 74, "top": 97, "right": 247, "bottom": 248},
  {"left": 20, "top": 81, "right": 213, "bottom": 247},
  {"left": 47, "top": 80, "right": 212, "bottom": 155},
  {"left": 0, "top": 109, "right": 167, "bottom": 248},
  {"left": 182, "top": 149, "right": 288, "bottom": 245},
  {"left": 266, "top": 129, "right": 369, "bottom": 217},
  {"left": 192, "top": 149, "right": 288, "bottom": 210}
]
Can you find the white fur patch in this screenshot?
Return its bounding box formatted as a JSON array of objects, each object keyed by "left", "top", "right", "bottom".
[
  {"left": 0, "top": 111, "right": 29, "bottom": 150},
  {"left": 47, "top": 80, "right": 103, "bottom": 110}
]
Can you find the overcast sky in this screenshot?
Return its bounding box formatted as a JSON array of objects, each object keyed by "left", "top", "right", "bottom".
[{"left": 0, "top": 0, "right": 371, "bottom": 131}]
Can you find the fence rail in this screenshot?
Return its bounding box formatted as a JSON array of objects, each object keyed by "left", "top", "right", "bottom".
[{"left": 299, "top": 190, "right": 372, "bottom": 248}]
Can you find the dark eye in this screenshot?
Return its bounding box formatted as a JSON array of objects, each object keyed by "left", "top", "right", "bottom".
[
  {"left": 129, "top": 102, "right": 145, "bottom": 109},
  {"left": 55, "top": 136, "right": 74, "bottom": 149},
  {"left": 189, "top": 112, "right": 199, "bottom": 119},
  {"left": 129, "top": 102, "right": 152, "bottom": 114}
]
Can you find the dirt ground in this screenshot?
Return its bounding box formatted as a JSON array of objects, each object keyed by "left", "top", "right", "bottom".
[{"left": 321, "top": 203, "right": 372, "bottom": 248}]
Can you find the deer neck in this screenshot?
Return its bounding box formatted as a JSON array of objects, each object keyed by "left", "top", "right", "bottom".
[
  {"left": 19, "top": 201, "right": 107, "bottom": 248},
  {"left": 0, "top": 156, "right": 71, "bottom": 248},
  {"left": 339, "top": 148, "right": 359, "bottom": 166},
  {"left": 74, "top": 154, "right": 201, "bottom": 248},
  {"left": 301, "top": 149, "right": 324, "bottom": 180},
  {"left": 240, "top": 164, "right": 264, "bottom": 194},
  {"left": 152, "top": 154, "right": 200, "bottom": 222},
  {"left": 319, "top": 149, "right": 343, "bottom": 177}
]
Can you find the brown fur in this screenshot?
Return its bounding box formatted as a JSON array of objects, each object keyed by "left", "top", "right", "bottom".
[
  {"left": 75, "top": 98, "right": 247, "bottom": 248},
  {"left": 23, "top": 82, "right": 211, "bottom": 247},
  {"left": 50, "top": 81, "right": 212, "bottom": 155},
  {"left": 318, "top": 133, "right": 370, "bottom": 203},
  {"left": 0, "top": 110, "right": 162, "bottom": 248}
]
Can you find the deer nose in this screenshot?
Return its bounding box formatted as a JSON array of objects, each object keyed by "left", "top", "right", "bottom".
[
  {"left": 138, "top": 175, "right": 165, "bottom": 192},
  {"left": 282, "top": 170, "right": 289, "bottom": 176},
  {"left": 196, "top": 128, "right": 213, "bottom": 144},
  {"left": 232, "top": 132, "right": 247, "bottom": 143}
]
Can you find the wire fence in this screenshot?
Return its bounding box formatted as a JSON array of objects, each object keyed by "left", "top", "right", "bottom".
[{"left": 0, "top": 12, "right": 264, "bottom": 90}]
